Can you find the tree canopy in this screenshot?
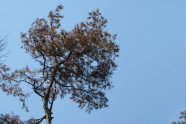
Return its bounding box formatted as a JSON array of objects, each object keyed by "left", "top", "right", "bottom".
[{"left": 3, "top": 4, "right": 120, "bottom": 124}]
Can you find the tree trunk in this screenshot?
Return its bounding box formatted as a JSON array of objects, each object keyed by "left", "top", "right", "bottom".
[
  {"left": 43, "top": 82, "right": 53, "bottom": 124},
  {"left": 43, "top": 101, "right": 52, "bottom": 124},
  {"left": 43, "top": 67, "right": 57, "bottom": 124}
]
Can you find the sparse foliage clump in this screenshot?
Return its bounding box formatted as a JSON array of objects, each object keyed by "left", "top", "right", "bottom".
[
  {"left": 0, "top": 113, "right": 42, "bottom": 124},
  {"left": 0, "top": 113, "right": 24, "bottom": 124},
  {"left": 6, "top": 4, "right": 119, "bottom": 124},
  {"left": 171, "top": 111, "right": 186, "bottom": 124}
]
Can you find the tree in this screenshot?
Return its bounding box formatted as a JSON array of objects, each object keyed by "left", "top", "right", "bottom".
[
  {"left": 12, "top": 4, "right": 119, "bottom": 124},
  {"left": 171, "top": 111, "right": 186, "bottom": 124},
  {"left": 0, "top": 37, "right": 30, "bottom": 124},
  {"left": 0, "top": 37, "right": 28, "bottom": 111}
]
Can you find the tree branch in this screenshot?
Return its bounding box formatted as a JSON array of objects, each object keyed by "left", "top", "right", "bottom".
[{"left": 36, "top": 115, "right": 46, "bottom": 124}]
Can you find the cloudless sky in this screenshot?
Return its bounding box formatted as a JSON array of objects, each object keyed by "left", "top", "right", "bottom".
[{"left": 0, "top": 0, "right": 186, "bottom": 124}]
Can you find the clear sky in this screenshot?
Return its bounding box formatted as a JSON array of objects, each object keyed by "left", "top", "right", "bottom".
[{"left": 0, "top": 0, "right": 186, "bottom": 124}]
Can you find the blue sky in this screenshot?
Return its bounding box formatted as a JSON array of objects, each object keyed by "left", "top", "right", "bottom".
[{"left": 0, "top": 0, "right": 186, "bottom": 124}]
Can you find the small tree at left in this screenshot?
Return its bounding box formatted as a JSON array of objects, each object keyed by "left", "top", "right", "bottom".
[{"left": 0, "top": 37, "right": 31, "bottom": 124}]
